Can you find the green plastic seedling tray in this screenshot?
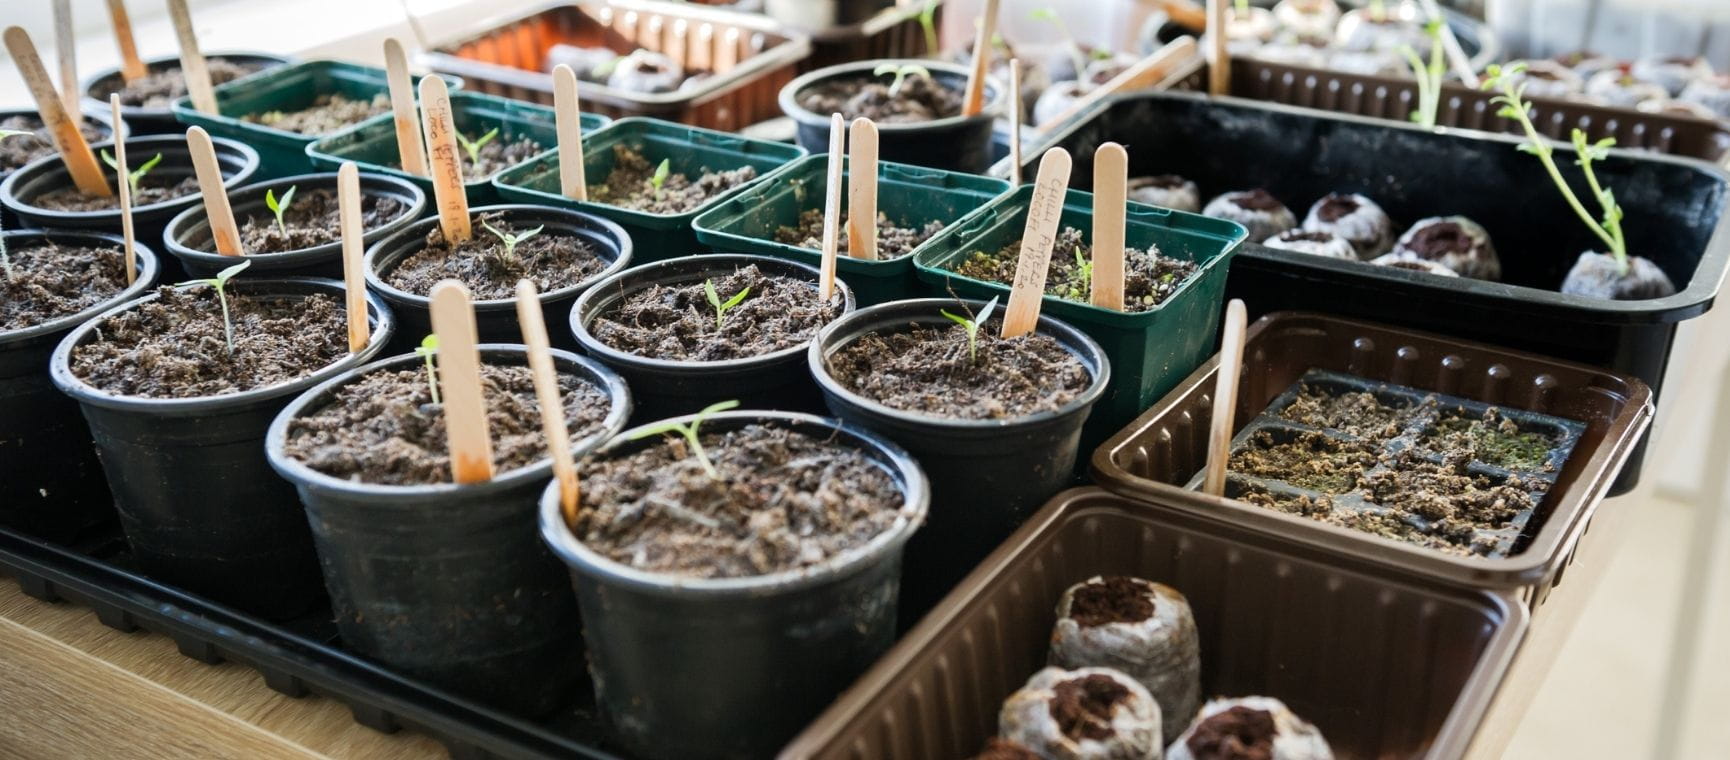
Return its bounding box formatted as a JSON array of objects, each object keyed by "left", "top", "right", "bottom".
[
  {"left": 307, "top": 90, "right": 606, "bottom": 206},
  {"left": 915, "top": 185, "right": 1247, "bottom": 450},
  {"left": 691, "top": 155, "right": 1010, "bottom": 305},
  {"left": 173, "top": 60, "right": 463, "bottom": 179},
  {"left": 492, "top": 117, "right": 805, "bottom": 263}
]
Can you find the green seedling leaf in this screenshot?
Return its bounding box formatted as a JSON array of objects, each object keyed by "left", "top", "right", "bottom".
[
  {"left": 481, "top": 221, "right": 544, "bottom": 264},
  {"left": 101, "top": 150, "right": 163, "bottom": 196},
  {"left": 873, "top": 63, "right": 933, "bottom": 98},
  {"left": 704, "top": 279, "right": 750, "bottom": 328},
  {"left": 918, "top": 0, "right": 940, "bottom": 57},
  {"left": 414, "top": 333, "right": 441, "bottom": 405},
  {"left": 175, "top": 259, "right": 253, "bottom": 357},
  {"left": 626, "top": 399, "right": 741, "bottom": 479},
  {"left": 649, "top": 158, "right": 671, "bottom": 200},
  {"left": 939, "top": 296, "right": 999, "bottom": 364},
  {"left": 265, "top": 185, "right": 296, "bottom": 237},
  {"left": 454, "top": 127, "right": 499, "bottom": 165},
  {"left": 0, "top": 128, "right": 33, "bottom": 139}
]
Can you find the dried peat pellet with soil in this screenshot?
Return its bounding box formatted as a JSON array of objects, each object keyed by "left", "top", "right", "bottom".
[
  {"left": 950, "top": 227, "right": 1198, "bottom": 311},
  {"left": 586, "top": 144, "right": 758, "bottom": 215},
  {"left": 243, "top": 92, "right": 391, "bottom": 135},
  {"left": 589, "top": 264, "right": 841, "bottom": 361},
  {"left": 381, "top": 211, "right": 608, "bottom": 300},
  {"left": 0, "top": 115, "right": 106, "bottom": 175},
  {"left": 223, "top": 187, "right": 408, "bottom": 254},
  {"left": 796, "top": 70, "right": 963, "bottom": 124},
  {"left": 110, "top": 58, "right": 268, "bottom": 109},
  {"left": 774, "top": 208, "right": 944, "bottom": 258},
  {"left": 1167, "top": 697, "right": 1334, "bottom": 760},
  {"left": 1049, "top": 575, "right": 1202, "bottom": 741},
  {"left": 997, "top": 667, "right": 1163, "bottom": 760},
  {"left": 1, "top": 242, "right": 130, "bottom": 331}
]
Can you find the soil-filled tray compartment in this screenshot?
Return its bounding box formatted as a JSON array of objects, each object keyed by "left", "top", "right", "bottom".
[
  {"left": 1093, "top": 311, "right": 1652, "bottom": 610},
  {"left": 305, "top": 89, "right": 607, "bottom": 207},
  {"left": 173, "top": 60, "right": 463, "bottom": 179},
  {"left": 83, "top": 52, "right": 293, "bottom": 134},
  {"left": 421, "top": 0, "right": 811, "bottom": 132},
  {"left": 783, "top": 486, "right": 1527, "bottom": 760},
  {"left": 998, "top": 91, "right": 1727, "bottom": 493},
  {"left": 691, "top": 154, "right": 1009, "bottom": 305}
]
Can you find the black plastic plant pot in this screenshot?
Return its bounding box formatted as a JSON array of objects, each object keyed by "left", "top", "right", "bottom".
[
  {"left": 0, "top": 231, "right": 159, "bottom": 541},
  {"left": 82, "top": 52, "right": 291, "bottom": 134},
  {"left": 164, "top": 171, "right": 427, "bottom": 280},
  {"left": 537, "top": 410, "right": 929, "bottom": 760},
  {"left": 265, "top": 345, "right": 631, "bottom": 715},
  {"left": 47, "top": 277, "right": 396, "bottom": 619},
  {"left": 0, "top": 107, "right": 117, "bottom": 185},
  {"left": 364, "top": 204, "right": 632, "bottom": 355},
  {"left": 779, "top": 59, "right": 1005, "bottom": 174},
  {"left": 570, "top": 254, "right": 856, "bottom": 424},
  {"left": 807, "top": 298, "right": 1110, "bottom": 621}
]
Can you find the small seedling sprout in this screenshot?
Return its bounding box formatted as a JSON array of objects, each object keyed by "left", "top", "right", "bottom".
[
  {"left": 1071, "top": 246, "right": 1093, "bottom": 298},
  {"left": 939, "top": 295, "right": 999, "bottom": 364},
  {"left": 649, "top": 158, "right": 671, "bottom": 200},
  {"left": 480, "top": 220, "right": 544, "bottom": 265},
  {"left": 454, "top": 127, "right": 499, "bottom": 165},
  {"left": 0, "top": 128, "right": 31, "bottom": 139},
  {"left": 176, "top": 259, "right": 252, "bottom": 356},
  {"left": 1028, "top": 8, "right": 1087, "bottom": 80},
  {"left": 1234, "top": 0, "right": 1249, "bottom": 17},
  {"left": 626, "top": 399, "right": 740, "bottom": 479},
  {"left": 872, "top": 62, "right": 933, "bottom": 98},
  {"left": 704, "top": 279, "right": 750, "bottom": 328},
  {"left": 1484, "top": 63, "right": 1630, "bottom": 274},
  {"left": 414, "top": 333, "right": 441, "bottom": 405},
  {"left": 264, "top": 185, "right": 296, "bottom": 236},
  {"left": 1398, "top": 20, "right": 1445, "bottom": 128},
  {"left": 919, "top": 0, "right": 940, "bottom": 56},
  {"left": 101, "top": 149, "right": 162, "bottom": 196}
]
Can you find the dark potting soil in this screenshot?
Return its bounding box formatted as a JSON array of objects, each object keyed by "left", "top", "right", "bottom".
[
  {"left": 1420, "top": 407, "right": 1555, "bottom": 471},
  {"left": 773, "top": 207, "right": 944, "bottom": 259},
  {"left": 589, "top": 264, "right": 840, "bottom": 362},
  {"left": 386, "top": 133, "right": 543, "bottom": 182},
  {"left": 281, "top": 363, "right": 612, "bottom": 486},
  {"left": 112, "top": 59, "right": 267, "bottom": 109},
  {"left": 0, "top": 242, "right": 128, "bottom": 331},
  {"left": 0, "top": 115, "right": 107, "bottom": 174},
  {"left": 1066, "top": 576, "right": 1155, "bottom": 627},
  {"left": 951, "top": 227, "right": 1198, "bottom": 312},
  {"left": 1228, "top": 430, "right": 1377, "bottom": 495},
  {"left": 1049, "top": 673, "right": 1133, "bottom": 742},
  {"left": 1277, "top": 384, "right": 1414, "bottom": 441},
  {"left": 227, "top": 187, "right": 409, "bottom": 254},
  {"left": 32, "top": 171, "right": 200, "bottom": 212},
  {"left": 243, "top": 92, "right": 391, "bottom": 135},
  {"left": 1359, "top": 453, "right": 1539, "bottom": 530},
  {"left": 1184, "top": 705, "right": 1277, "bottom": 760},
  {"left": 382, "top": 211, "right": 606, "bottom": 300},
  {"left": 574, "top": 423, "right": 905, "bottom": 578},
  {"left": 585, "top": 144, "right": 758, "bottom": 215},
  {"left": 823, "top": 317, "right": 1090, "bottom": 420},
  {"left": 69, "top": 287, "right": 348, "bottom": 399},
  {"left": 796, "top": 74, "right": 964, "bottom": 124},
  {"left": 970, "top": 739, "right": 1041, "bottom": 760}
]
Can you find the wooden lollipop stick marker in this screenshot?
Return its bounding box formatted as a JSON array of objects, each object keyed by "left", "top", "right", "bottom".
[
  {"left": 105, "top": 0, "right": 148, "bottom": 82},
  {"left": 1009, "top": 61, "right": 1023, "bottom": 186},
  {"left": 1001, "top": 148, "right": 1073, "bottom": 339},
  {"left": 962, "top": 0, "right": 1001, "bottom": 118},
  {"left": 338, "top": 162, "right": 370, "bottom": 353},
  {"left": 846, "top": 118, "right": 878, "bottom": 261},
  {"left": 1206, "top": 0, "right": 1231, "bottom": 96},
  {"left": 110, "top": 95, "right": 136, "bottom": 285},
  {"left": 53, "top": 0, "right": 78, "bottom": 116},
  {"left": 553, "top": 64, "right": 588, "bottom": 202},
  {"left": 1092, "top": 142, "right": 1127, "bottom": 311},
  {"left": 383, "top": 38, "right": 428, "bottom": 177},
  {"left": 419, "top": 75, "right": 471, "bottom": 243},
  {"left": 1203, "top": 299, "right": 1249, "bottom": 497},
  {"left": 186, "top": 126, "right": 243, "bottom": 256},
  {"left": 818, "top": 113, "right": 844, "bottom": 302},
  {"left": 429, "top": 280, "right": 495, "bottom": 484},
  {"left": 4, "top": 27, "right": 109, "bottom": 197},
  {"left": 167, "top": 0, "right": 218, "bottom": 115},
  {"left": 1037, "top": 38, "right": 1199, "bottom": 132},
  {"left": 516, "top": 280, "right": 581, "bottom": 524}
]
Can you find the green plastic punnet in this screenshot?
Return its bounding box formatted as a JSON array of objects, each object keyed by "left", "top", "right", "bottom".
[
  {"left": 492, "top": 117, "right": 805, "bottom": 263},
  {"left": 306, "top": 90, "right": 606, "bottom": 206},
  {"left": 692, "top": 155, "right": 1011, "bottom": 305}
]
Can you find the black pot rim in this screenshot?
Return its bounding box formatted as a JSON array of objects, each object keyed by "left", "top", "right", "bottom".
[
  {"left": 80, "top": 52, "right": 292, "bottom": 116},
  {"left": 48, "top": 276, "right": 397, "bottom": 414},
  {"left": 265, "top": 344, "right": 633, "bottom": 502},
  {"left": 362, "top": 204, "right": 634, "bottom": 310},
  {"left": 779, "top": 59, "right": 1006, "bottom": 133},
  {"left": 0, "top": 134, "right": 261, "bottom": 220},
  {"left": 164, "top": 171, "right": 428, "bottom": 268},
  {"left": 538, "top": 409, "right": 930, "bottom": 597},
  {"left": 808, "top": 297, "right": 1112, "bottom": 431},
  {"left": 0, "top": 230, "right": 161, "bottom": 345},
  {"left": 570, "top": 253, "right": 858, "bottom": 375}
]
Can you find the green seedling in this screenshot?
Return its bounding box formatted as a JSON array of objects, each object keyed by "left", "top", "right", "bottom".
[
  {"left": 480, "top": 221, "right": 544, "bottom": 265},
  {"left": 415, "top": 333, "right": 441, "bottom": 405},
  {"left": 626, "top": 399, "right": 740, "bottom": 479},
  {"left": 175, "top": 259, "right": 252, "bottom": 356},
  {"left": 1370, "top": 0, "right": 1388, "bottom": 21},
  {"left": 873, "top": 63, "right": 933, "bottom": 98},
  {"left": 100, "top": 149, "right": 162, "bottom": 196},
  {"left": 649, "top": 158, "right": 671, "bottom": 200},
  {"left": 704, "top": 279, "right": 750, "bottom": 328},
  {"left": 1398, "top": 19, "right": 1446, "bottom": 128},
  {"left": 919, "top": 0, "right": 940, "bottom": 56},
  {"left": 454, "top": 127, "right": 499, "bottom": 165},
  {"left": 0, "top": 128, "right": 32, "bottom": 139},
  {"left": 1484, "top": 63, "right": 1630, "bottom": 274},
  {"left": 1029, "top": 7, "right": 1087, "bottom": 81},
  {"left": 1234, "top": 0, "right": 1249, "bottom": 16},
  {"left": 939, "top": 295, "right": 999, "bottom": 364},
  {"left": 264, "top": 185, "right": 297, "bottom": 236},
  {"left": 1067, "top": 246, "right": 1093, "bottom": 300}
]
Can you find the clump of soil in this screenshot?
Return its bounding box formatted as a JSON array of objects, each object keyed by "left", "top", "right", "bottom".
[
  {"left": 1277, "top": 384, "right": 1415, "bottom": 440},
  {"left": 1066, "top": 576, "right": 1155, "bottom": 627},
  {"left": 824, "top": 316, "right": 1091, "bottom": 419},
  {"left": 282, "top": 363, "right": 612, "bottom": 485},
  {"left": 574, "top": 423, "right": 905, "bottom": 578},
  {"left": 1184, "top": 706, "right": 1277, "bottom": 760},
  {"left": 32, "top": 170, "right": 200, "bottom": 212},
  {"left": 0, "top": 242, "right": 128, "bottom": 331},
  {"left": 69, "top": 286, "right": 348, "bottom": 398},
  {"left": 1360, "top": 452, "right": 1539, "bottom": 529},
  {"left": 0, "top": 115, "right": 107, "bottom": 174},
  {"left": 589, "top": 264, "right": 840, "bottom": 362},
  {"left": 950, "top": 227, "right": 1198, "bottom": 312},
  {"left": 1049, "top": 674, "right": 1132, "bottom": 742},
  {"left": 1421, "top": 407, "right": 1555, "bottom": 471},
  {"left": 773, "top": 208, "right": 944, "bottom": 259},
  {"left": 586, "top": 144, "right": 758, "bottom": 215},
  {"left": 382, "top": 211, "right": 607, "bottom": 300},
  {"left": 111, "top": 58, "right": 267, "bottom": 109},
  {"left": 244, "top": 92, "right": 390, "bottom": 135},
  {"left": 797, "top": 74, "right": 963, "bottom": 124},
  {"left": 1228, "top": 430, "right": 1377, "bottom": 494},
  {"left": 194, "top": 188, "right": 407, "bottom": 254}
]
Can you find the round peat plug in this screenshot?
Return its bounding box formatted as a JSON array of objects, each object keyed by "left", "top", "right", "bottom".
[
  {"left": 1204, "top": 189, "right": 1296, "bottom": 243},
  {"left": 1387, "top": 215, "right": 1499, "bottom": 279},
  {"left": 1273, "top": 0, "right": 1342, "bottom": 40},
  {"left": 1629, "top": 55, "right": 1715, "bottom": 97},
  {"left": 1032, "top": 80, "right": 1088, "bottom": 127},
  {"left": 1506, "top": 60, "right": 1586, "bottom": 100},
  {"left": 1559, "top": 251, "right": 1678, "bottom": 300},
  {"left": 969, "top": 738, "right": 1042, "bottom": 760},
  {"left": 1000, "top": 667, "right": 1163, "bottom": 760},
  {"left": 1266, "top": 229, "right": 1359, "bottom": 259},
  {"left": 606, "top": 50, "right": 684, "bottom": 94},
  {"left": 1326, "top": 48, "right": 1407, "bottom": 77},
  {"left": 1557, "top": 51, "right": 1619, "bottom": 82},
  {"left": 1680, "top": 75, "right": 1730, "bottom": 119},
  {"left": 1301, "top": 192, "right": 1392, "bottom": 259},
  {"left": 1168, "top": 697, "right": 1334, "bottom": 760},
  {"left": 1369, "top": 253, "right": 1460, "bottom": 277},
  {"left": 1049, "top": 576, "right": 1202, "bottom": 741},
  {"left": 1127, "top": 175, "right": 1201, "bottom": 213},
  {"left": 1249, "top": 39, "right": 1329, "bottom": 68},
  {"left": 1585, "top": 69, "right": 1670, "bottom": 108}
]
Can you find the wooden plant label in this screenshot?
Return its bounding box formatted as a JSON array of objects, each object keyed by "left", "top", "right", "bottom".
[
  {"left": 818, "top": 113, "right": 844, "bottom": 302},
  {"left": 515, "top": 280, "right": 581, "bottom": 524},
  {"left": 1009, "top": 61, "right": 1023, "bottom": 186},
  {"left": 1206, "top": 0, "right": 1230, "bottom": 96},
  {"left": 1203, "top": 299, "right": 1249, "bottom": 496},
  {"left": 53, "top": 0, "right": 78, "bottom": 116},
  {"left": 553, "top": 64, "right": 588, "bottom": 201},
  {"left": 1001, "top": 148, "right": 1073, "bottom": 339},
  {"left": 1091, "top": 142, "right": 1127, "bottom": 311},
  {"left": 105, "top": 0, "right": 148, "bottom": 82},
  {"left": 3, "top": 27, "right": 109, "bottom": 197},
  {"left": 418, "top": 75, "right": 471, "bottom": 243},
  {"left": 338, "top": 162, "right": 370, "bottom": 353},
  {"left": 1036, "top": 38, "right": 1199, "bottom": 131},
  {"left": 961, "top": 0, "right": 1001, "bottom": 118},
  {"left": 110, "top": 95, "right": 136, "bottom": 285},
  {"left": 167, "top": 0, "right": 218, "bottom": 115},
  {"left": 186, "top": 126, "right": 243, "bottom": 256},
  {"left": 383, "top": 38, "right": 428, "bottom": 177},
  {"left": 429, "top": 280, "right": 496, "bottom": 484},
  {"left": 846, "top": 117, "right": 878, "bottom": 261}
]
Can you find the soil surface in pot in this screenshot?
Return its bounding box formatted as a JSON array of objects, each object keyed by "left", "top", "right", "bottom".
[
  {"left": 381, "top": 211, "right": 607, "bottom": 300},
  {"left": 32, "top": 169, "right": 200, "bottom": 212},
  {"left": 1066, "top": 576, "right": 1155, "bottom": 627},
  {"left": 589, "top": 264, "right": 841, "bottom": 361},
  {"left": 950, "top": 227, "right": 1198, "bottom": 312},
  {"left": 111, "top": 59, "right": 268, "bottom": 109},
  {"left": 574, "top": 422, "right": 905, "bottom": 578},
  {"left": 823, "top": 315, "right": 1091, "bottom": 419},
  {"left": 281, "top": 363, "right": 611, "bottom": 485},
  {"left": 1419, "top": 407, "right": 1556, "bottom": 472},
  {"left": 1, "top": 115, "right": 107, "bottom": 174},
  {"left": 1050, "top": 673, "right": 1134, "bottom": 742},
  {"left": 0, "top": 242, "right": 128, "bottom": 331},
  {"left": 214, "top": 187, "right": 408, "bottom": 254},
  {"left": 585, "top": 144, "right": 758, "bottom": 215},
  {"left": 1185, "top": 706, "right": 1277, "bottom": 759},
  {"left": 796, "top": 74, "right": 963, "bottom": 123},
  {"left": 387, "top": 131, "right": 541, "bottom": 182},
  {"left": 774, "top": 208, "right": 944, "bottom": 259},
  {"left": 242, "top": 93, "right": 390, "bottom": 135},
  {"left": 1277, "top": 384, "right": 1414, "bottom": 441},
  {"left": 69, "top": 286, "right": 348, "bottom": 398}
]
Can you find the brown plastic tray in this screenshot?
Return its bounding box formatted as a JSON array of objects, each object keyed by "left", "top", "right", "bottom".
[
  {"left": 781, "top": 487, "right": 1528, "bottom": 760},
  {"left": 420, "top": 0, "right": 811, "bottom": 132},
  {"left": 1092, "top": 311, "right": 1653, "bottom": 611}
]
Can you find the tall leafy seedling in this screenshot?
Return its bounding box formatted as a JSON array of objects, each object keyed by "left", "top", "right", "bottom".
[
  {"left": 1399, "top": 20, "right": 1445, "bottom": 128},
  {"left": 704, "top": 279, "right": 750, "bottom": 328},
  {"left": 415, "top": 334, "right": 441, "bottom": 404},
  {"left": 176, "top": 259, "right": 252, "bottom": 356},
  {"left": 939, "top": 296, "right": 999, "bottom": 364},
  {"left": 626, "top": 399, "right": 740, "bottom": 479}
]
